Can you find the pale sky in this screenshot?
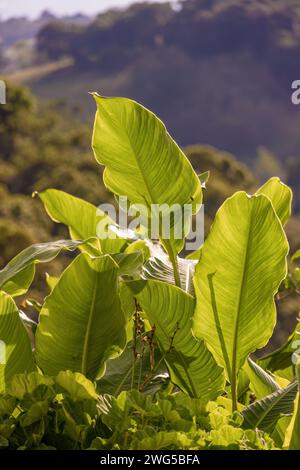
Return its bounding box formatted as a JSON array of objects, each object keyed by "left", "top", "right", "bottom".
[{"left": 0, "top": 0, "right": 175, "bottom": 19}]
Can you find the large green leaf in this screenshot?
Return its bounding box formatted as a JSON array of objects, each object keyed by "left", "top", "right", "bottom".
[
  {"left": 0, "top": 239, "right": 82, "bottom": 297},
  {"left": 193, "top": 192, "right": 288, "bottom": 407},
  {"left": 92, "top": 95, "right": 202, "bottom": 262},
  {"left": 242, "top": 381, "right": 298, "bottom": 433},
  {"left": 128, "top": 280, "right": 225, "bottom": 401},
  {"left": 36, "top": 254, "right": 127, "bottom": 380},
  {"left": 256, "top": 177, "right": 292, "bottom": 226},
  {"left": 258, "top": 322, "right": 300, "bottom": 381},
  {"left": 0, "top": 292, "right": 35, "bottom": 392},
  {"left": 37, "top": 189, "right": 127, "bottom": 254},
  {"left": 283, "top": 365, "right": 300, "bottom": 449},
  {"left": 92, "top": 95, "right": 202, "bottom": 214}
]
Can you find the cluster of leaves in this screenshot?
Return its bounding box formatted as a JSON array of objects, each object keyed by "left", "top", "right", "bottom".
[
  {"left": 0, "top": 371, "right": 99, "bottom": 450},
  {"left": 0, "top": 371, "right": 277, "bottom": 450},
  {"left": 0, "top": 94, "right": 300, "bottom": 450}
]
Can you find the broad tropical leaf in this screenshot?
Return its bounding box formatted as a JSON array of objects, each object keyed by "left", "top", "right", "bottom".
[
  {"left": 37, "top": 189, "right": 127, "bottom": 254},
  {"left": 242, "top": 381, "right": 298, "bottom": 433},
  {"left": 36, "top": 254, "right": 127, "bottom": 380},
  {"left": 185, "top": 177, "right": 290, "bottom": 267},
  {"left": 92, "top": 95, "right": 202, "bottom": 257},
  {"left": 0, "top": 293, "right": 35, "bottom": 392},
  {"left": 128, "top": 280, "right": 225, "bottom": 401},
  {"left": 92, "top": 95, "right": 202, "bottom": 213},
  {"left": 256, "top": 177, "right": 292, "bottom": 225},
  {"left": 193, "top": 192, "right": 288, "bottom": 406},
  {"left": 0, "top": 240, "right": 82, "bottom": 297}
]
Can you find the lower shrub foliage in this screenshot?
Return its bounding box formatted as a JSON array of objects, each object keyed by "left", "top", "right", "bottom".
[{"left": 0, "top": 372, "right": 277, "bottom": 450}]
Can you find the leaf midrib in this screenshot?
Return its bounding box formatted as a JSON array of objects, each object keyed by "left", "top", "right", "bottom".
[
  {"left": 114, "top": 116, "right": 157, "bottom": 209},
  {"left": 231, "top": 201, "right": 254, "bottom": 382},
  {"left": 81, "top": 273, "right": 99, "bottom": 376}
]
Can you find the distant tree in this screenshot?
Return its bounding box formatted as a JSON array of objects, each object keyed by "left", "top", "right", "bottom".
[
  {"left": 37, "top": 22, "right": 81, "bottom": 60},
  {"left": 0, "top": 84, "right": 33, "bottom": 160},
  {"left": 185, "top": 145, "right": 256, "bottom": 228},
  {"left": 36, "top": 3, "right": 174, "bottom": 68}
]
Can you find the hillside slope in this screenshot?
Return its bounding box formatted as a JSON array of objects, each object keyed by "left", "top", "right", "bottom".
[{"left": 5, "top": 0, "right": 300, "bottom": 167}]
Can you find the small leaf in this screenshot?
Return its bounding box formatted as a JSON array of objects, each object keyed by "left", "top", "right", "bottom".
[
  {"left": 258, "top": 321, "right": 300, "bottom": 381},
  {"left": 243, "top": 357, "right": 280, "bottom": 400},
  {"left": 55, "top": 370, "right": 98, "bottom": 401},
  {"left": 292, "top": 250, "right": 300, "bottom": 262},
  {"left": 0, "top": 240, "right": 82, "bottom": 297},
  {"left": 198, "top": 171, "right": 210, "bottom": 188},
  {"left": 7, "top": 372, "right": 53, "bottom": 400},
  {"left": 37, "top": 189, "right": 127, "bottom": 254}
]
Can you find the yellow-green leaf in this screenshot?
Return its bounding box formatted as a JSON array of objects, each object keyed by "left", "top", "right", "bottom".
[
  {"left": 193, "top": 192, "right": 288, "bottom": 406},
  {"left": 36, "top": 254, "right": 127, "bottom": 380},
  {"left": 0, "top": 293, "right": 35, "bottom": 392},
  {"left": 256, "top": 177, "right": 292, "bottom": 225},
  {"left": 128, "top": 280, "right": 225, "bottom": 401},
  {"left": 37, "top": 189, "right": 126, "bottom": 254}
]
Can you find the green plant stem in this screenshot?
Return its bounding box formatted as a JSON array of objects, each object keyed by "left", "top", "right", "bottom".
[
  {"left": 163, "top": 240, "right": 182, "bottom": 289},
  {"left": 231, "top": 374, "right": 238, "bottom": 412}
]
